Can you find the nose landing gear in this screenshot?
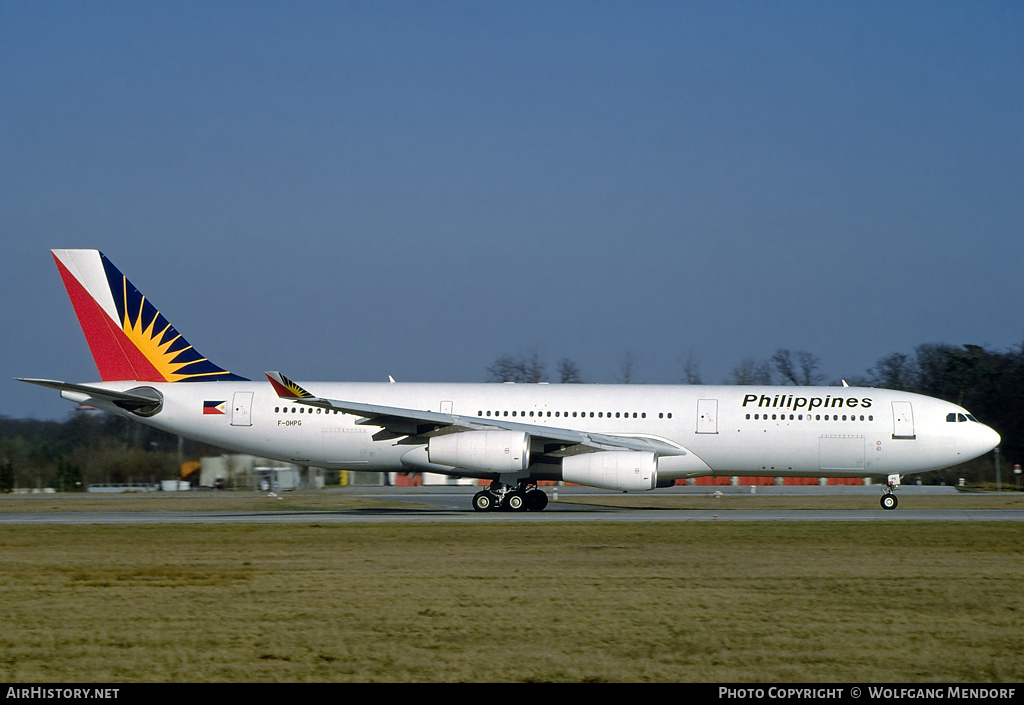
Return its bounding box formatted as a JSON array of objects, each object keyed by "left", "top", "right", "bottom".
[{"left": 880, "top": 474, "right": 901, "bottom": 510}]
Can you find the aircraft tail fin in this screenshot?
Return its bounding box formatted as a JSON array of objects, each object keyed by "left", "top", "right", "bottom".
[{"left": 51, "top": 249, "right": 248, "bottom": 382}]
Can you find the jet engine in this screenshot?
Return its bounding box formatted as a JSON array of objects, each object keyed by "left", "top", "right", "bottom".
[
  {"left": 562, "top": 451, "right": 658, "bottom": 491},
  {"left": 427, "top": 430, "right": 531, "bottom": 473}
]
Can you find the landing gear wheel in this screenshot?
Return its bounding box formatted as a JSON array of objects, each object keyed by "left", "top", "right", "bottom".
[
  {"left": 502, "top": 490, "right": 527, "bottom": 512},
  {"left": 880, "top": 493, "right": 898, "bottom": 510},
  {"left": 526, "top": 489, "right": 549, "bottom": 511},
  {"left": 472, "top": 491, "right": 496, "bottom": 512},
  {"left": 470, "top": 482, "right": 549, "bottom": 513}
]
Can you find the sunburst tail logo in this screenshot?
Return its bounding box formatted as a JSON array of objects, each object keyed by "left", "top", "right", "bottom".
[
  {"left": 265, "top": 371, "right": 314, "bottom": 399},
  {"left": 52, "top": 249, "right": 249, "bottom": 383}
]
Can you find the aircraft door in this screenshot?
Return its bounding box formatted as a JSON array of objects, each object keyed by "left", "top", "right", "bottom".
[
  {"left": 892, "top": 401, "right": 915, "bottom": 440},
  {"left": 696, "top": 399, "right": 718, "bottom": 434},
  {"left": 231, "top": 392, "right": 254, "bottom": 427}
]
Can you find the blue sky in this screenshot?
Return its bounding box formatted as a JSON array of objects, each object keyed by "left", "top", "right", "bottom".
[{"left": 2, "top": 1, "right": 1022, "bottom": 419}]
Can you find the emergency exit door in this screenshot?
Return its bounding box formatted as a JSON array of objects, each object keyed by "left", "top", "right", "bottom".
[
  {"left": 231, "top": 392, "right": 254, "bottom": 427},
  {"left": 892, "top": 401, "right": 915, "bottom": 439},
  {"left": 697, "top": 399, "right": 718, "bottom": 434}
]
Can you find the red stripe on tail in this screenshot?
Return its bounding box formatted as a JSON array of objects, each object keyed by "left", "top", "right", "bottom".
[{"left": 54, "top": 254, "right": 165, "bottom": 382}]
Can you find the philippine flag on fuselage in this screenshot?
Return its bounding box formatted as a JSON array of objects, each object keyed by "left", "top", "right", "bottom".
[{"left": 204, "top": 400, "right": 227, "bottom": 415}]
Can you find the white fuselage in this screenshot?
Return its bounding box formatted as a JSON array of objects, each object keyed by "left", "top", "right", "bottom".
[{"left": 65, "top": 381, "right": 1001, "bottom": 483}]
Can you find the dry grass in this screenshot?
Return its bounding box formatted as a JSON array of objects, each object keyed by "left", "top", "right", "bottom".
[
  {"left": 0, "top": 522, "right": 1021, "bottom": 683},
  {"left": 0, "top": 491, "right": 419, "bottom": 513}
]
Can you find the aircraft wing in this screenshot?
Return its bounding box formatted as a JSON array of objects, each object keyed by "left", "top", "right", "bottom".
[{"left": 265, "top": 371, "right": 686, "bottom": 457}]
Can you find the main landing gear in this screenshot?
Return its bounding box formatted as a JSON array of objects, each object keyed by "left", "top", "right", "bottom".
[
  {"left": 472, "top": 480, "right": 549, "bottom": 512},
  {"left": 880, "top": 473, "right": 901, "bottom": 510}
]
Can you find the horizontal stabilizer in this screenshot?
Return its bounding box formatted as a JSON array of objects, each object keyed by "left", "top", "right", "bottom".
[{"left": 16, "top": 378, "right": 164, "bottom": 415}]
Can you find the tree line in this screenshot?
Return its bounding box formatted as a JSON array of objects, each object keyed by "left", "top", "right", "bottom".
[
  {"left": 1, "top": 341, "right": 1020, "bottom": 491},
  {"left": 0, "top": 412, "right": 219, "bottom": 492}
]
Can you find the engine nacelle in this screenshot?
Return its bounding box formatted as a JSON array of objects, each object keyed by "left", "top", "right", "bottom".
[
  {"left": 427, "top": 431, "right": 531, "bottom": 473},
  {"left": 562, "top": 451, "right": 658, "bottom": 491}
]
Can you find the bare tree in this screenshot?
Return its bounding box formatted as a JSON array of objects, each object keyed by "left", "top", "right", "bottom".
[
  {"left": 867, "top": 352, "right": 918, "bottom": 391},
  {"left": 797, "top": 351, "right": 825, "bottom": 386},
  {"left": 486, "top": 354, "right": 517, "bottom": 383},
  {"left": 617, "top": 351, "right": 636, "bottom": 384},
  {"left": 772, "top": 349, "right": 824, "bottom": 386},
  {"left": 771, "top": 349, "right": 799, "bottom": 385},
  {"left": 728, "top": 357, "right": 774, "bottom": 385},
  {"left": 486, "top": 352, "right": 547, "bottom": 383},
  {"left": 681, "top": 350, "right": 702, "bottom": 384},
  {"left": 556, "top": 358, "right": 583, "bottom": 383}
]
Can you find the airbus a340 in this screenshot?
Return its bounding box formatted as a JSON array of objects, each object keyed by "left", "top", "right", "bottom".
[{"left": 20, "top": 250, "right": 1000, "bottom": 511}]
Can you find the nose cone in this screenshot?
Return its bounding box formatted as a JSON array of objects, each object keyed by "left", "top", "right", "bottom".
[
  {"left": 982, "top": 424, "right": 1001, "bottom": 452},
  {"left": 965, "top": 423, "right": 1001, "bottom": 460}
]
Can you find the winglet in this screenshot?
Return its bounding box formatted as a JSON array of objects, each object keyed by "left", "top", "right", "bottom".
[{"left": 265, "top": 371, "right": 315, "bottom": 399}]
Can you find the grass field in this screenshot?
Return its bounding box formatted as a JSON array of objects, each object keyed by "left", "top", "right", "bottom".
[
  {"left": 0, "top": 490, "right": 415, "bottom": 513},
  {"left": 0, "top": 516, "right": 1021, "bottom": 682}
]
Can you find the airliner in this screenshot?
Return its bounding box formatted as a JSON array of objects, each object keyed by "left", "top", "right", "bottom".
[{"left": 20, "top": 249, "right": 1000, "bottom": 511}]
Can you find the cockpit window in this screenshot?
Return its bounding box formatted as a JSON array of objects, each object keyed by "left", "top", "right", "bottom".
[{"left": 947, "top": 412, "right": 981, "bottom": 423}]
